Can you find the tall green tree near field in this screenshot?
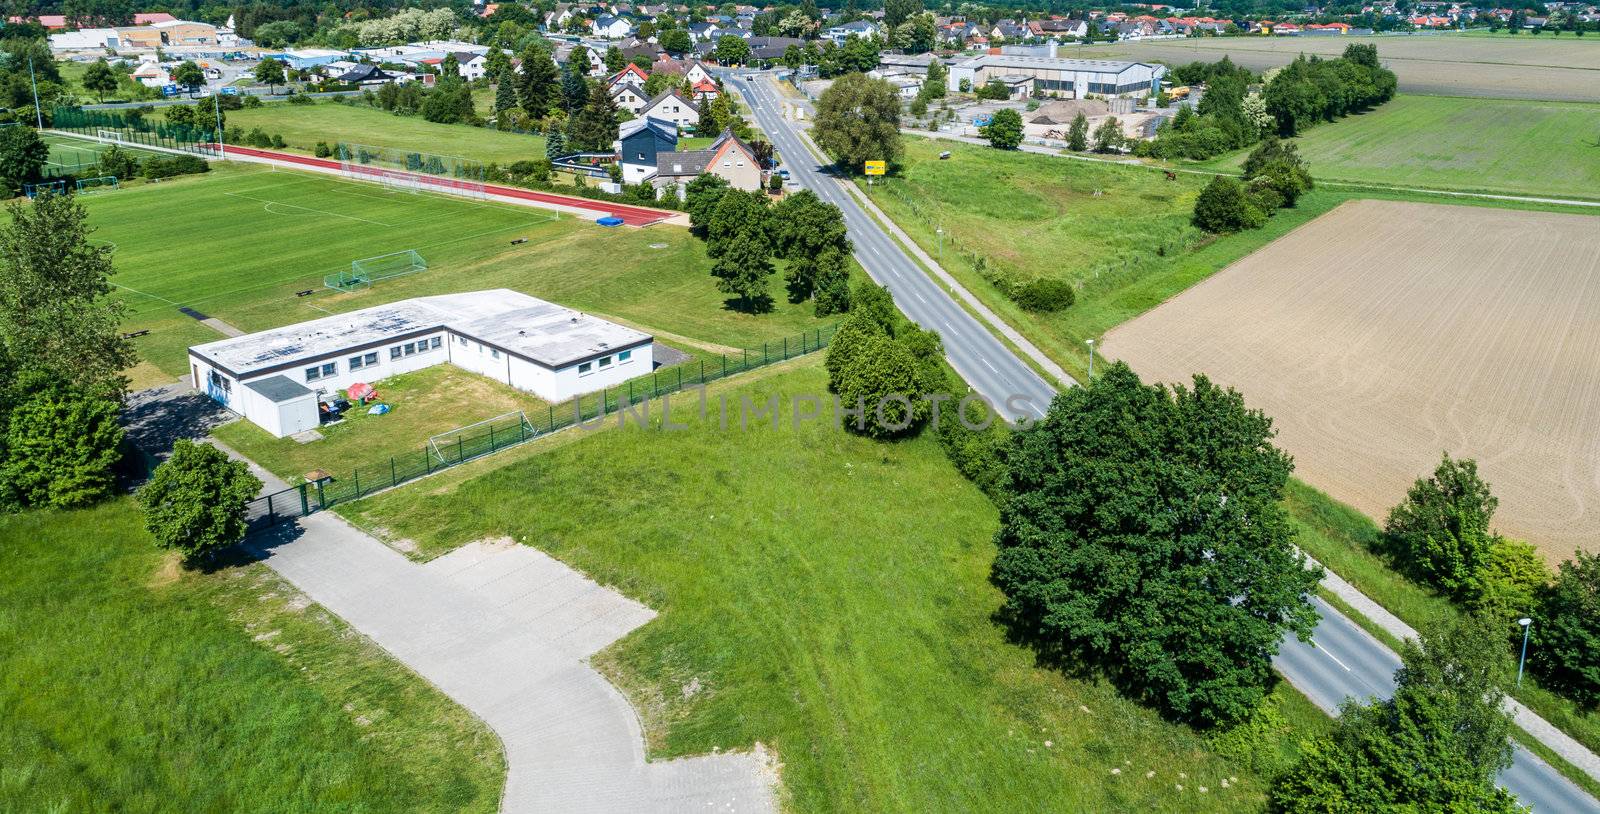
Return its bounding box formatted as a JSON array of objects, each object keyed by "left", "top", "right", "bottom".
[
  {"left": 0, "top": 191, "right": 133, "bottom": 399},
  {"left": 171, "top": 60, "right": 205, "bottom": 95},
  {"left": 139, "top": 439, "right": 262, "bottom": 565},
  {"left": 772, "top": 190, "right": 851, "bottom": 304},
  {"left": 1192, "top": 175, "right": 1265, "bottom": 234},
  {"left": 706, "top": 190, "right": 776, "bottom": 312},
  {"left": 484, "top": 45, "right": 512, "bottom": 84},
  {"left": 2, "top": 375, "right": 124, "bottom": 509},
  {"left": 82, "top": 58, "right": 117, "bottom": 103},
  {"left": 560, "top": 64, "right": 589, "bottom": 114},
  {"left": 493, "top": 73, "right": 518, "bottom": 114},
  {"left": 603, "top": 45, "right": 625, "bottom": 74},
  {"left": 813, "top": 72, "right": 902, "bottom": 173},
  {"left": 1242, "top": 137, "right": 1313, "bottom": 207},
  {"left": 991, "top": 362, "right": 1321, "bottom": 726},
  {"left": 1538, "top": 551, "right": 1600, "bottom": 706},
  {"left": 565, "top": 80, "right": 620, "bottom": 152},
  {"left": 253, "top": 57, "right": 286, "bottom": 94},
  {"left": 518, "top": 44, "right": 558, "bottom": 116},
  {"left": 1270, "top": 618, "right": 1521, "bottom": 813},
  {"left": 1091, "top": 117, "right": 1124, "bottom": 153},
  {"left": 0, "top": 125, "right": 48, "bottom": 195},
  {"left": 1384, "top": 453, "right": 1501, "bottom": 600},
  {"left": 684, "top": 173, "right": 730, "bottom": 237},
  {"left": 1065, "top": 112, "right": 1089, "bottom": 152},
  {"left": 982, "top": 107, "right": 1022, "bottom": 149}
]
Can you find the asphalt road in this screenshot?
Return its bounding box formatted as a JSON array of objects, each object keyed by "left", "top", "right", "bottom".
[
  {"left": 1279, "top": 597, "right": 1598, "bottom": 812},
  {"left": 737, "top": 71, "right": 1599, "bottom": 812},
  {"left": 735, "top": 73, "right": 1057, "bottom": 423}
]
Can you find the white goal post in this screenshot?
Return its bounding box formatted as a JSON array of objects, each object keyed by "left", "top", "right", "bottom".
[
  {"left": 428, "top": 410, "right": 536, "bottom": 465},
  {"left": 96, "top": 129, "right": 129, "bottom": 144}
]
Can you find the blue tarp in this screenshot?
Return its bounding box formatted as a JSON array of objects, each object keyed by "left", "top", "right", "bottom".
[
  {"left": 367, "top": 403, "right": 391, "bottom": 415},
  {"left": 597, "top": 216, "right": 624, "bottom": 227}
]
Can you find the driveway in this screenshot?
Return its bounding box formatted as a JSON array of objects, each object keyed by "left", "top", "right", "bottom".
[{"left": 248, "top": 514, "right": 776, "bottom": 813}]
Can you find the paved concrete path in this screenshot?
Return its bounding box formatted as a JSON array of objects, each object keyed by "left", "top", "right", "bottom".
[{"left": 249, "top": 515, "right": 776, "bottom": 813}]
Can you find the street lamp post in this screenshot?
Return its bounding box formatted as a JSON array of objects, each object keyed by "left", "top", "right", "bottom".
[
  {"left": 1085, "top": 338, "right": 1096, "bottom": 380},
  {"left": 1517, "top": 617, "right": 1533, "bottom": 687},
  {"left": 935, "top": 226, "right": 944, "bottom": 263}
]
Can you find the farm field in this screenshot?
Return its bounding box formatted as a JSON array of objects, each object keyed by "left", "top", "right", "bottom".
[
  {"left": 1194, "top": 95, "right": 1600, "bottom": 200},
  {"left": 0, "top": 500, "right": 504, "bottom": 812},
  {"left": 79, "top": 163, "right": 837, "bottom": 388},
  {"left": 1079, "top": 34, "right": 1600, "bottom": 102},
  {"left": 1102, "top": 199, "right": 1600, "bottom": 562},
  {"left": 340, "top": 358, "right": 1330, "bottom": 813},
  {"left": 224, "top": 100, "right": 547, "bottom": 164}
]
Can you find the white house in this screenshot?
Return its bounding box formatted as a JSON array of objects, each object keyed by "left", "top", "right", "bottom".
[
  {"left": 130, "top": 60, "right": 170, "bottom": 87},
  {"left": 590, "top": 14, "right": 635, "bottom": 38},
  {"left": 449, "top": 51, "right": 489, "bottom": 80},
  {"left": 821, "top": 20, "right": 879, "bottom": 43},
  {"left": 684, "top": 60, "right": 714, "bottom": 85},
  {"left": 639, "top": 89, "right": 698, "bottom": 130},
  {"left": 188, "top": 290, "right": 653, "bottom": 438},
  {"left": 610, "top": 81, "right": 648, "bottom": 113}
]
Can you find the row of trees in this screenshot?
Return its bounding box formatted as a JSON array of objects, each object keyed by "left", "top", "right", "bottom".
[
  {"left": 686, "top": 181, "right": 852, "bottom": 316},
  {"left": 1140, "top": 45, "right": 1395, "bottom": 162},
  {"left": 1382, "top": 453, "right": 1600, "bottom": 707},
  {"left": 823, "top": 282, "right": 946, "bottom": 438}
]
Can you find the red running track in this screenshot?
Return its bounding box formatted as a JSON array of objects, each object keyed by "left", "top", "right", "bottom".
[{"left": 214, "top": 145, "right": 675, "bottom": 226}]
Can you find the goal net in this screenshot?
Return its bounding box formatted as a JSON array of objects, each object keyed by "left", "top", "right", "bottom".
[
  {"left": 22, "top": 180, "right": 67, "bottom": 198},
  {"left": 96, "top": 129, "right": 129, "bottom": 144},
  {"left": 76, "top": 175, "right": 119, "bottom": 193},
  {"left": 334, "top": 142, "right": 487, "bottom": 200},
  {"left": 428, "top": 411, "right": 536, "bottom": 465},
  {"left": 324, "top": 249, "right": 427, "bottom": 292}
]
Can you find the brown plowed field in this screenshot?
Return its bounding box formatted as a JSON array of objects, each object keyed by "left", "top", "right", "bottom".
[{"left": 1103, "top": 199, "right": 1600, "bottom": 561}]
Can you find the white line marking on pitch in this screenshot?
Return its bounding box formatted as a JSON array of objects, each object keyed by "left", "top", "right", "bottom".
[{"left": 225, "top": 191, "right": 397, "bottom": 227}]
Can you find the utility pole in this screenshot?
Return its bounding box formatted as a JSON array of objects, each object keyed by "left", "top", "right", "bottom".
[
  {"left": 28, "top": 55, "right": 43, "bottom": 129},
  {"left": 213, "top": 91, "right": 225, "bottom": 159}
]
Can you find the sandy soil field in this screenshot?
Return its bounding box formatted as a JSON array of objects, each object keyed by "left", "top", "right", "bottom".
[
  {"left": 1081, "top": 35, "right": 1600, "bottom": 102},
  {"left": 1103, "top": 200, "right": 1600, "bottom": 561}
]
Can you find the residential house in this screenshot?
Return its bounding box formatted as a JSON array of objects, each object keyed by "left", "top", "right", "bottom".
[
  {"left": 639, "top": 88, "right": 698, "bottom": 130},
  {"left": 616, "top": 116, "right": 679, "bottom": 183},
  {"left": 653, "top": 128, "right": 762, "bottom": 197},
  {"left": 606, "top": 62, "right": 650, "bottom": 89},
  {"left": 591, "top": 14, "right": 635, "bottom": 37},
  {"left": 335, "top": 63, "right": 402, "bottom": 86},
  {"left": 685, "top": 59, "right": 713, "bottom": 85},
  {"left": 688, "top": 20, "right": 720, "bottom": 40},
  {"left": 821, "top": 19, "right": 879, "bottom": 43},
  {"left": 610, "top": 80, "right": 649, "bottom": 113},
  {"left": 690, "top": 77, "right": 719, "bottom": 103}
]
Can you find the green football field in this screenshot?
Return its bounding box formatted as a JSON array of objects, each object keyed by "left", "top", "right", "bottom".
[{"left": 80, "top": 163, "right": 836, "bottom": 389}]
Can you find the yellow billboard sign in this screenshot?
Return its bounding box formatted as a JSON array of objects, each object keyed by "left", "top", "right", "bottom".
[{"left": 863, "top": 160, "right": 887, "bottom": 176}]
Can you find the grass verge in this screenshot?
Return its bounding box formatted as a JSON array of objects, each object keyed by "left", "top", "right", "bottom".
[
  {"left": 0, "top": 499, "right": 504, "bottom": 812},
  {"left": 339, "top": 358, "right": 1324, "bottom": 812}
]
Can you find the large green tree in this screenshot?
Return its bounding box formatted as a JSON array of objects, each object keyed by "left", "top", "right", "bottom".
[
  {"left": 714, "top": 35, "right": 750, "bottom": 66},
  {"left": 0, "top": 126, "right": 48, "bottom": 195},
  {"left": 659, "top": 28, "right": 692, "bottom": 55},
  {"left": 813, "top": 72, "right": 902, "bottom": 173},
  {"left": 0, "top": 191, "right": 133, "bottom": 398},
  {"left": 2, "top": 374, "right": 123, "bottom": 509},
  {"left": 824, "top": 283, "right": 942, "bottom": 437},
  {"left": 82, "top": 58, "right": 118, "bottom": 103},
  {"left": 772, "top": 190, "right": 850, "bottom": 304},
  {"left": 565, "top": 80, "right": 620, "bottom": 152},
  {"left": 171, "top": 60, "right": 205, "bottom": 94},
  {"left": 706, "top": 190, "right": 775, "bottom": 312},
  {"left": 1384, "top": 453, "right": 1501, "bottom": 600},
  {"left": 1242, "top": 137, "right": 1313, "bottom": 207},
  {"left": 139, "top": 439, "right": 262, "bottom": 565},
  {"left": 518, "top": 44, "right": 558, "bottom": 116},
  {"left": 1537, "top": 551, "right": 1600, "bottom": 706},
  {"left": 982, "top": 107, "right": 1022, "bottom": 149},
  {"left": 1066, "top": 112, "right": 1089, "bottom": 152},
  {"left": 252, "top": 57, "right": 286, "bottom": 94},
  {"left": 1192, "top": 175, "right": 1266, "bottom": 234},
  {"left": 684, "top": 172, "right": 731, "bottom": 236},
  {"left": 1271, "top": 618, "right": 1522, "bottom": 812},
  {"left": 992, "top": 362, "right": 1321, "bottom": 726}
]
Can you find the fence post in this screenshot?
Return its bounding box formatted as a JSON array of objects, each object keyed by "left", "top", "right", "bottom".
[
  {"left": 390, "top": 457, "right": 397, "bottom": 485},
  {"left": 457, "top": 435, "right": 464, "bottom": 462},
  {"left": 489, "top": 423, "right": 496, "bottom": 451},
  {"left": 353, "top": 469, "right": 360, "bottom": 497},
  {"left": 763, "top": 342, "right": 768, "bottom": 364},
  {"left": 299, "top": 482, "right": 309, "bottom": 515},
  {"left": 676, "top": 368, "right": 681, "bottom": 390},
  {"left": 267, "top": 493, "right": 276, "bottom": 526},
  {"left": 784, "top": 337, "right": 788, "bottom": 359},
  {"left": 722, "top": 355, "right": 727, "bottom": 379},
  {"left": 743, "top": 348, "right": 748, "bottom": 370},
  {"left": 548, "top": 404, "right": 554, "bottom": 431},
  {"left": 315, "top": 479, "right": 325, "bottom": 509},
  {"left": 425, "top": 448, "right": 432, "bottom": 475}
]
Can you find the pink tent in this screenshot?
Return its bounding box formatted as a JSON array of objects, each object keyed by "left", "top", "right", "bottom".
[{"left": 347, "top": 382, "right": 374, "bottom": 401}]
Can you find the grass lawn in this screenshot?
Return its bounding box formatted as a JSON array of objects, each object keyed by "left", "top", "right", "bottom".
[
  {"left": 0, "top": 499, "right": 504, "bottom": 812},
  {"left": 76, "top": 163, "right": 838, "bottom": 387},
  {"left": 340, "top": 359, "right": 1329, "bottom": 812},
  {"left": 225, "top": 100, "right": 547, "bottom": 165},
  {"left": 1283, "top": 479, "right": 1600, "bottom": 787},
  {"left": 211, "top": 364, "right": 555, "bottom": 482},
  {"left": 1191, "top": 94, "right": 1600, "bottom": 200},
  {"left": 862, "top": 136, "right": 1600, "bottom": 381}
]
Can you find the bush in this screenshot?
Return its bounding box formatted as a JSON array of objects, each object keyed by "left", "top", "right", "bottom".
[
  {"left": 1470, "top": 539, "right": 1546, "bottom": 642},
  {"left": 241, "top": 94, "right": 263, "bottom": 108},
  {"left": 1010, "top": 277, "right": 1075, "bottom": 312},
  {"left": 1191, "top": 175, "right": 1266, "bottom": 233},
  {"left": 2, "top": 379, "right": 124, "bottom": 509},
  {"left": 935, "top": 397, "right": 1009, "bottom": 498},
  {"left": 1536, "top": 551, "right": 1600, "bottom": 707},
  {"left": 287, "top": 92, "right": 315, "bottom": 106},
  {"left": 138, "top": 439, "right": 262, "bottom": 565},
  {"left": 1383, "top": 453, "right": 1500, "bottom": 601},
  {"left": 246, "top": 127, "right": 272, "bottom": 148},
  {"left": 139, "top": 154, "right": 209, "bottom": 179},
  {"left": 314, "top": 140, "right": 332, "bottom": 158},
  {"left": 271, "top": 133, "right": 287, "bottom": 149}
]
